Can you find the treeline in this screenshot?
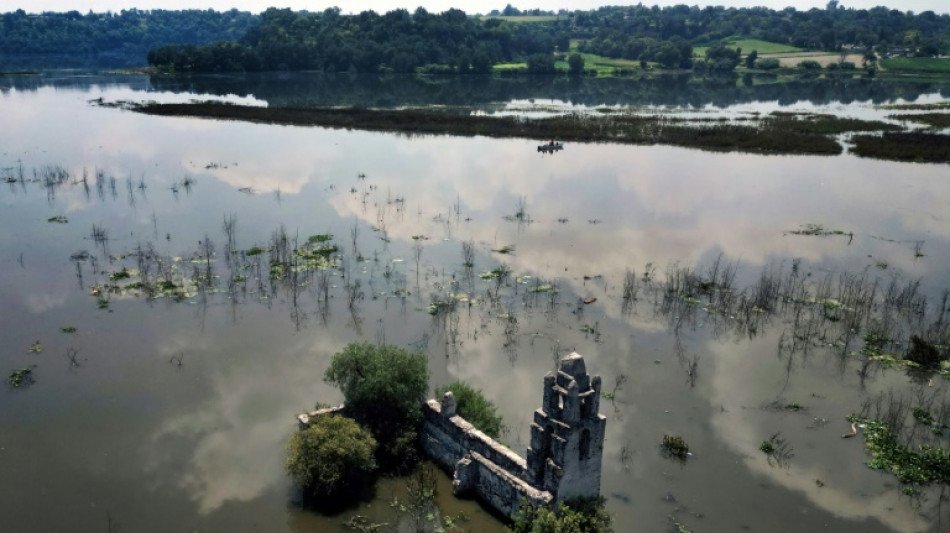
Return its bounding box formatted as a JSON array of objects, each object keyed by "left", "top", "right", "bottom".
[
  {"left": 3, "top": 4, "right": 948, "bottom": 73},
  {"left": 577, "top": 3, "right": 949, "bottom": 63},
  {"left": 148, "top": 7, "right": 564, "bottom": 73},
  {"left": 0, "top": 8, "right": 258, "bottom": 67}
]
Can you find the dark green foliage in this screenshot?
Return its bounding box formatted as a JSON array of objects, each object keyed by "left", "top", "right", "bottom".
[
  {"left": 5, "top": 5, "right": 950, "bottom": 72},
  {"left": 285, "top": 414, "right": 377, "bottom": 499},
  {"left": 324, "top": 342, "right": 428, "bottom": 472},
  {"left": 851, "top": 132, "right": 950, "bottom": 163},
  {"left": 434, "top": 381, "right": 504, "bottom": 438},
  {"left": 756, "top": 57, "right": 781, "bottom": 70},
  {"left": 568, "top": 53, "right": 585, "bottom": 76},
  {"left": 0, "top": 9, "right": 257, "bottom": 68},
  {"left": 744, "top": 50, "right": 758, "bottom": 69},
  {"left": 510, "top": 497, "right": 613, "bottom": 533},
  {"left": 526, "top": 53, "right": 556, "bottom": 74},
  {"left": 705, "top": 45, "right": 740, "bottom": 72},
  {"left": 149, "top": 7, "right": 555, "bottom": 73},
  {"left": 905, "top": 335, "right": 947, "bottom": 369},
  {"left": 798, "top": 60, "right": 822, "bottom": 70}
]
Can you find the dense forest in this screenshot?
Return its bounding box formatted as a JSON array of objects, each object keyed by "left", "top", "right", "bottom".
[
  {"left": 0, "top": 8, "right": 258, "bottom": 67},
  {"left": 148, "top": 3, "right": 950, "bottom": 74},
  {"left": 1, "top": 4, "right": 948, "bottom": 73},
  {"left": 148, "top": 7, "right": 562, "bottom": 74}
]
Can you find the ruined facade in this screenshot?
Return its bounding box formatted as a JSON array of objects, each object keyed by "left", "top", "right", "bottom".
[{"left": 421, "top": 352, "right": 606, "bottom": 517}]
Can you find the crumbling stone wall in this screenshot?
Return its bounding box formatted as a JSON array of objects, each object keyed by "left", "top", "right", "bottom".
[{"left": 420, "top": 352, "right": 606, "bottom": 518}]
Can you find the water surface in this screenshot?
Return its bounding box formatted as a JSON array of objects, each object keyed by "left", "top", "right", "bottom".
[{"left": 2, "top": 72, "right": 950, "bottom": 533}]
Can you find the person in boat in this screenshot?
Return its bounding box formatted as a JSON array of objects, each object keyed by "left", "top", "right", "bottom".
[{"left": 549, "top": 140, "right": 556, "bottom": 146}]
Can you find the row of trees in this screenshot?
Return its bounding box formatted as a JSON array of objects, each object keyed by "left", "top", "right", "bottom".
[
  {"left": 570, "top": 4, "right": 949, "bottom": 53},
  {"left": 4, "top": 5, "right": 947, "bottom": 72},
  {"left": 0, "top": 8, "right": 257, "bottom": 67},
  {"left": 149, "top": 7, "right": 566, "bottom": 73}
]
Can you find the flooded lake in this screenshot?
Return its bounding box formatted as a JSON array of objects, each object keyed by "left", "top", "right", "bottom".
[{"left": 2, "top": 72, "right": 950, "bottom": 533}]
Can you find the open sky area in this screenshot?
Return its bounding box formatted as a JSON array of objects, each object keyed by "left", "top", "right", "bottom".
[{"left": 6, "top": 1, "right": 949, "bottom": 15}]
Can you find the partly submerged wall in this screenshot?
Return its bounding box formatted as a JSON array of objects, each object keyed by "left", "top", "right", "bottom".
[{"left": 420, "top": 396, "right": 552, "bottom": 517}]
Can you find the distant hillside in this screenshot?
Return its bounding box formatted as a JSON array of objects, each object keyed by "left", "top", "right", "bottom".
[
  {"left": 1, "top": 4, "right": 947, "bottom": 72},
  {"left": 0, "top": 9, "right": 258, "bottom": 68}
]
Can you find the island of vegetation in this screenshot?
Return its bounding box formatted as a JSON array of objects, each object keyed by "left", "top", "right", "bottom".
[{"left": 130, "top": 101, "right": 949, "bottom": 163}]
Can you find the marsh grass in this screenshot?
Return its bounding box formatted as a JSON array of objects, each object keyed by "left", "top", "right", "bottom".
[
  {"left": 135, "top": 102, "right": 910, "bottom": 157},
  {"left": 851, "top": 132, "right": 950, "bottom": 163},
  {"left": 889, "top": 113, "right": 950, "bottom": 129}
]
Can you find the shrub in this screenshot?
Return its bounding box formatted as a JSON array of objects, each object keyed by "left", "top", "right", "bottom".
[
  {"left": 435, "top": 380, "right": 504, "bottom": 438},
  {"left": 324, "top": 342, "right": 429, "bottom": 471},
  {"left": 798, "top": 60, "right": 822, "bottom": 70},
  {"left": 756, "top": 57, "right": 781, "bottom": 69},
  {"left": 662, "top": 434, "right": 689, "bottom": 459},
  {"left": 568, "top": 53, "right": 585, "bottom": 76},
  {"left": 285, "top": 414, "right": 377, "bottom": 499},
  {"left": 510, "top": 497, "right": 613, "bottom": 533}
]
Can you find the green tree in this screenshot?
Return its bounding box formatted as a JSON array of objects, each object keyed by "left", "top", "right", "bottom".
[
  {"left": 744, "top": 49, "right": 758, "bottom": 68},
  {"left": 285, "top": 414, "right": 377, "bottom": 499},
  {"left": 526, "top": 53, "right": 556, "bottom": 73},
  {"left": 324, "top": 342, "right": 429, "bottom": 471},
  {"left": 435, "top": 381, "right": 504, "bottom": 438},
  {"left": 567, "top": 53, "right": 585, "bottom": 76},
  {"left": 705, "top": 45, "right": 740, "bottom": 71},
  {"left": 510, "top": 497, "right": 613, "bottom": 533}
]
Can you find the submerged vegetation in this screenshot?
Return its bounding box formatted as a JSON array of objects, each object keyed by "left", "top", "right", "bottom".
[
  {"left": 8, "top": 367, "right": 34, "bottom": 388},
  {"left": 850, "top": 132, "right": 950, "bottom": 163},
  {"left": 849, "top": 391, "right": 950, "bottom": 489},
  {"left": 131, "top": 101, "right": 936, "bottom": 158},
  {"left": 661, "top": 434, "right": 690, "bottom": 460}
]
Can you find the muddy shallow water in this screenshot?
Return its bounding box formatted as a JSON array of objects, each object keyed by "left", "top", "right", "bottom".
[{"left": 2, "top": 73, "right": 950, "bottom": 533}]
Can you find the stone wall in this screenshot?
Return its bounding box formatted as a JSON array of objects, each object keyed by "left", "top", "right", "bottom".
[{"left": 421, "top": 396, "right": 552, "bottom": 517}]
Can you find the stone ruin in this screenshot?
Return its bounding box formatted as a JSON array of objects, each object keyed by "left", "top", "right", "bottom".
[{"left": 421, "top": 352, "right": 607, "bottom": 517}]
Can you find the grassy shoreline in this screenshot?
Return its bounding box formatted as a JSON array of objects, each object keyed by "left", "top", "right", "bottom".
[{"left": 131, "top": 101, "right": 946, "bottom": 161}]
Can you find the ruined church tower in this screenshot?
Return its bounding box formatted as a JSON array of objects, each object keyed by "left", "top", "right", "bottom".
[{"left": 526, "top": 352, "right": 607, "bottom": 501}]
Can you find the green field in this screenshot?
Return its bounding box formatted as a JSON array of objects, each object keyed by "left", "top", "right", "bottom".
[
  {"left": 881, "top": 57, "right": 950, "bottom": 73},
  {"left": 560, "top": 52, "right": 640, "bottom": 73},
  {"left": 694, "top": 38, "right": 803, "bottom": 57},
  {"left": 494, "top": 51, "right": 641, "bottom": 75}
]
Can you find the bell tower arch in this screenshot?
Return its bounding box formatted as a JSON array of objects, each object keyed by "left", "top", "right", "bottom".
[{"left": 525, "top": 352, "right": 607, "bottom": 501}]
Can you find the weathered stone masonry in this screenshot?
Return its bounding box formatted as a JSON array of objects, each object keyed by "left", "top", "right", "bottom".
[{"left": 421, "top": 352, "right": 606, "bottom": 517}]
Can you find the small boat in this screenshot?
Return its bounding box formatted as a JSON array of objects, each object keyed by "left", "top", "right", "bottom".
[{"left": 537, "top": 142, "right": 564, "bottom": 152}]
